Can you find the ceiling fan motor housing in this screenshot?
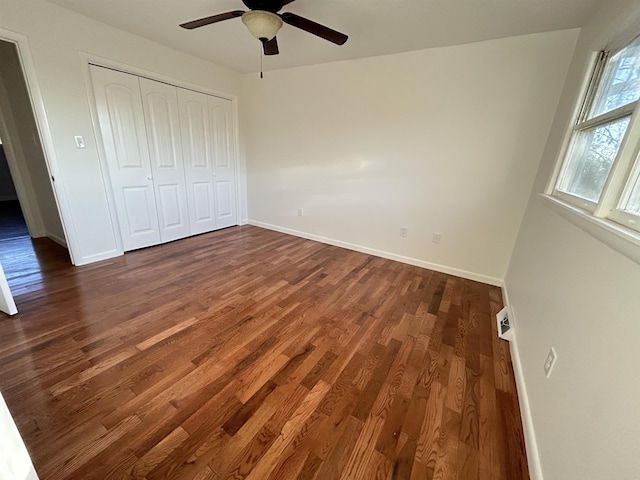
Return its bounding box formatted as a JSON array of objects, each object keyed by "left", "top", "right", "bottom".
[
  {"left": 241, "top": 10, "right": 283, "bottom": 41},
  {"left": 179, "top": 0, "right": 348, "bottom": 56}
]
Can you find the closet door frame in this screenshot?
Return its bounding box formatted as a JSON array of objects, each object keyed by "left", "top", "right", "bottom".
[{"left": 81, "top": 54, "right": 242, "bottom": 256}]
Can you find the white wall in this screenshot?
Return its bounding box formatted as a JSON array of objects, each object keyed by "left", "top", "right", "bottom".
[
  {"left": 0, "top": 40, "right": 64, "bottom": 242},
  {"left": 0, "top": 0, "right": 243, "bottom": 264},
  {"left": 504, "top": 1, "right": 640, "bottom": 479},
  {"left": 241, "top": 30, "right": 579, "bottom": 284}
]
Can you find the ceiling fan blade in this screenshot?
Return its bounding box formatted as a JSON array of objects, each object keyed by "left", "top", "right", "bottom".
[
  {"left": 280, "top": 12, "right": 348, "bottom": 45},
  {"left": 180, "top": 11, "right": 245, "bottom": 30},
  {"left": 263, "top": 37, "right": 279, "bottom": 55},
  {"left": 281, "top": 0, "right": 296, "bottom": 5}
]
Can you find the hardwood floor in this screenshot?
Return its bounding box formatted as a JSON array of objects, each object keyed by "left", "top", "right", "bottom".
[
  {"left": 0, "top": 199, "right": 71, "bottom": 297},
  {"left": 0, "top": 225, "right": 529, "bottom": 479}
]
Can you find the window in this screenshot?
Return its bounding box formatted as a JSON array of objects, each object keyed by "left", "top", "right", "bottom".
[{"left": 552, "top": 35, "right": 640, "bottom": 234}]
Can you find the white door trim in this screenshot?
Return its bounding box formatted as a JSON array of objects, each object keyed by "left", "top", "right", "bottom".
[{"left": 0, "top": 261, "right": 17, "bottom": 316}]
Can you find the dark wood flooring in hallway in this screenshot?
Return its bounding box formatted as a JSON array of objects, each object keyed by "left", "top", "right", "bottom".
[
  {"left": 0, "top": 225, "right": 528, "bottom": 479},
  {"left": 0, "top": 200, "right": 71, "bottom": 297}
]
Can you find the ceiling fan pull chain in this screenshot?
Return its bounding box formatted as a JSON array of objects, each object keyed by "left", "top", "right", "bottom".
[{"left": 260, "top": 43, "right": 264, "bottom": 79}]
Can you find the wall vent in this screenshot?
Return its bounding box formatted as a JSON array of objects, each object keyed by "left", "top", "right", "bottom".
[{"left": 496, "top": 305, "right": 513, "bottom": 341}]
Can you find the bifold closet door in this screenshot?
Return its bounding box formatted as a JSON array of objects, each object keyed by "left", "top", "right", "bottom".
[
  {"left": 209, "top": 96, "right": 238, "bottom": 229},
  {"left": 177, "top": 88, "right": 217, "bottom": 235},
  {"left": 139, "top": 78, "right": 190, "bottom": 243},
  {"left": 90, "top": 65, "right": 161, "bottom": 251},
  {"left": 92, "top": 65, "right": 238, "bottom": 250}
]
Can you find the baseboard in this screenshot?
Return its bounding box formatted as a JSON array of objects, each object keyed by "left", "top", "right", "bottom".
[
  {"left": 74, "top": 249, "right": 122, "bottom": 266},
  {"left": 502, "top": 283, "right": 543, "bottom": 480},
  {"left": 248, "top": 220, "right": 503, "bottom": 286},
  {"left": 46, "top": 231, "right": 67, "bottom": 248}
]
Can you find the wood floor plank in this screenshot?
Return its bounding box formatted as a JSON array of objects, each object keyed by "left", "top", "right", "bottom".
[{"left": 0, "top": 225, "right": 529, "bottom": 480}]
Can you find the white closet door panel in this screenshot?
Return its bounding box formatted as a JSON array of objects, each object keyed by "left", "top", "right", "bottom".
[
  {"left": 215, "top": 181, "right": 232, "bottom": 217},
  {"left": 193, "top": 182, "right": 214, "bottom": 222},
  {"left": 178, "top": 88, "right": 217, "bottom": 235},
  {"left": 158, "top": 184, "right": 183, "bottom": 227},
  {"left": 140, "top": 78, "right": 190, "bottom": 243},
  {"left": 90, "top": 65, "right": 160, "bottom": 252},
  {"left": 123, "top": 187, "right": 156, "bottom": 233},
  {"left": 208, "top": 96, "right": 238, "bottom": 229}
]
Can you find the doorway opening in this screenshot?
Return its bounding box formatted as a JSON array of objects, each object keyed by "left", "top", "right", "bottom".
[
  {"left": 0, "top": 139, "right": 28, "bottom": 239},
  {"left": 0, "top": 39, "right": 69, "bottom": 302}
]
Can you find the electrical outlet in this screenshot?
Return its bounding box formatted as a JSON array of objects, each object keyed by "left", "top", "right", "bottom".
[
  {"left": 544, "top": 347, "right": 557, "bottom": 378},
  {"left": 432, "top": 232, "right": 442, "bottom": 244},
  {"left": 74, "top": 135, "right": 86, "bottom": 149},
  {"left": 400, "top": 226, "right": 408, "bottom": 237},
  {"left": 297, "top": 208, "right": 304, "bottom": 217}
]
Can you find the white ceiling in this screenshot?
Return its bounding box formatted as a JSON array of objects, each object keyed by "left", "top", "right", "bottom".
[{"left": 44, "top": 0, "right": 598, "bottom": 74}]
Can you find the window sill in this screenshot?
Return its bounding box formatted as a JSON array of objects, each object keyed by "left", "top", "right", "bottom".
[{"left": 540, "top": 193, "right": 640, "bottom": 265}]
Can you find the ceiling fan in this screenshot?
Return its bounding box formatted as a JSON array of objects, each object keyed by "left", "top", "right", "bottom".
[{"left": 179, "top": 0, "right": 348, "bottom": 56}]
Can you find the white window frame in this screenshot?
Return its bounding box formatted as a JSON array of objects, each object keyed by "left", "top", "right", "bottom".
[{"left": 545, "top": 34, "right": 640, "bottom": 265}]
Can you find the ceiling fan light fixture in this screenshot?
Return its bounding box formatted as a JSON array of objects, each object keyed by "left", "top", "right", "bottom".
[{"left": 241, "top": 10, "right": 283, "bottom": 41}]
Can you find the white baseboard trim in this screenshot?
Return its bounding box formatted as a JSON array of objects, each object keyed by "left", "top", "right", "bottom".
[
  {"left": 248, "top": 220, "right": 503, "bottom": 286},
  {"left": 502, "top": 284, "right": 543, "bottom": 480},
  {"left": 509, "top": 336, "right": 543, "bottom": 480},
  {"left": 46, "top": 231, "right": 67, "bottom": 248},
  {"left": 74, "top": 249, "right": 122, "bottom": 266}
]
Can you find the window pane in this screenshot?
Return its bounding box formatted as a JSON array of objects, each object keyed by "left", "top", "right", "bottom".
[
  {"left": 558, "top": 117, "right": 631, "bottom": 202},
  {"left": 623, "top": 171, "right": 640, "bottom": 215},
  {"left": 590, "top": 36, "right": 640, "bottom": 117}
]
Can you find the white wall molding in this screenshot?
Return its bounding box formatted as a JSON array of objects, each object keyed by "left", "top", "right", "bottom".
[
  {"left": 45, "top": 231, "right": 67, "bottom": 248},
  {"left": 249, "top": 220, "right": 503, "bottom": 286},
  {"left": 73, "top": 249, "right": 120, "bottom": 266},
  {"left": 502, "top": 285, "right": 543, "bottom": 480}
]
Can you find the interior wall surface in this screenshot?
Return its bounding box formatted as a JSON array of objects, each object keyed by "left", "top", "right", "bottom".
[
  {"left": 504, "top": 0, "right": 640, "bottom": 478},
  {"left": 241, "top": 29, "right": 579, "bottom": 283}
]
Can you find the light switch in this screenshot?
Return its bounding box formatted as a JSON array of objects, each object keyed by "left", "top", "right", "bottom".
[{"left": 74, "top": 135, "right": 86, "bottom": 149}]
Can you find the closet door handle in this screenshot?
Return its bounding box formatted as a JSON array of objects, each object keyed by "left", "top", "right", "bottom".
[{"left": 147, "top": 175, "right": 153, "bottom": 181}]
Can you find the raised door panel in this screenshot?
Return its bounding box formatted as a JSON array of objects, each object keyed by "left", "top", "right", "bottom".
[
  {"left": 192, "top": 182, "right": 214, "bottom": 222},
  {"left": 122, "top": 186, "right": 157, "bottom": 235},
  {"left": 208, "top": 96, "right": 237, "bottom": 229},
  {"left": 178, "top": 88, "right": 216, "bottom": 235},
  {"left": 90, "top": 65, "right": 160, "bottom": 252},
  {"left": 140, "top": 78, "right": 190, "bottom": 243}
]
